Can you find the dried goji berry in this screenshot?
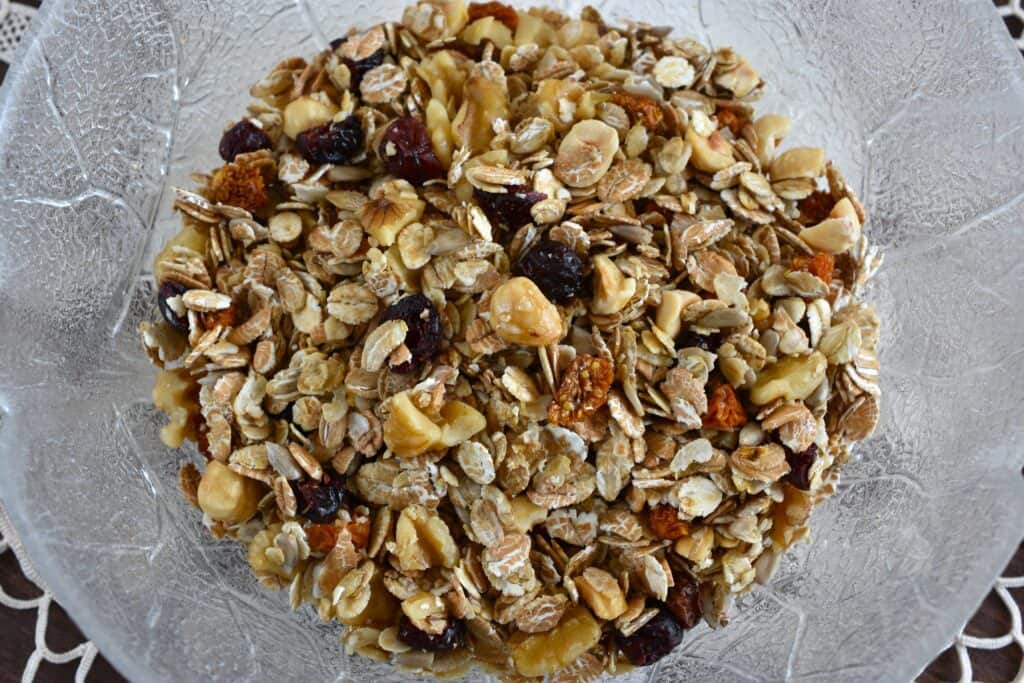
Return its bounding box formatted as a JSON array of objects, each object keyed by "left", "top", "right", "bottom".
[
  {"left": 548, "top": 355, "right": 615, "bottom": 426},
  {"left": 648, "top": 504, "right": 690, "bottom": 540},
  {"left": 702, "top": 384, "right": 747, "bottom": 430},
  {"left": 208, "top": 162, "right": 267, "bottom": 211},
  {"left": 610, "top": 91, "right": 664, "bottom": 131},
  {"left": 347, "top": 517, "right": 371, "bottom": 549},
  {"left": 790, "top": 252, "right": 834, "bottom": 285},
  {"left": 306, "top": 523, "right": 340, "bottom": 553},
  {"left": 716, "top": 108, "right": 744, "bottom": 136},
  {"left": 798, "top": 191, "right": 835, "bottom": 225},
  {"left": 467, "top": 1, "right": 518, "bottom": 30}
]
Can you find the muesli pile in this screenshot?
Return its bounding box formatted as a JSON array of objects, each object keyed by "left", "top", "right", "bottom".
[{"left": 141, "top": 1, "right": 882, "bottom": 678}]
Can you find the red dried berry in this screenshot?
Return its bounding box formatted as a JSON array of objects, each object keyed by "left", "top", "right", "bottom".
[
  {"left": 666, "top": 569, "right": 703, "bottom": 629},
  {"left": 291, "top": 469, "right": 347, "bottom": 523},
  {"left": 295, "top": 115, "right": 364, "bottom": 165},
  {"left": 157, "top": 281, "right": 189, "bottom": 333},
  {"left": 515, "top": 239, "right": 583, "bottom": 303},
  {"left": 785, "top": 443, "right": 818, "bottom": 490},
  {"left": 473, "top": 186, "right": 546, "bottom": 231},
  {"left": 379, "top": 117, "right": 445, "bottom": 185},
  {"left": 397, "top": 616, "right": 466, "bottom": 652},
  {"left": 380, "top": 294, "right": 442, "bottom": 373},
  {"left": 617, "top": 609, "right": 685, "bottom": 666},
  {"left": 218, "top": 120, "right": 272, "bottom": 162}
]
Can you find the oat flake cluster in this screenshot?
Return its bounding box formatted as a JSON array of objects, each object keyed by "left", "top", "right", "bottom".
[{"left": 140, "top": 1, "right": 883, "bottom": 678}]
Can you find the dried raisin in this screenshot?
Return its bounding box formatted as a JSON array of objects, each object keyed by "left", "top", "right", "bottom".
[
  {"left": 292, "top": 469, "right": 347, "bottom": 523},
  {"left": 516, "top": 239, "right": 582, "bottom": 303},
  {"left": 157, "top": 281, "right": 189, "bottom": 333},
  {"left": 617, "top": 609, "right": 684, "bottom": 666},
  {"left": 219, "top": 120, "right": 273, "bottom": 162},
  {"left": 295, "top": 115, "right": 364, "bottom": 165},
  {"left": 666, "top": 569, "right": 702, "bottom": 629},
  {"left": 397, "top": 616, "right": 466, "bottom": 652},
  {"left": 380, "top": 294, "right": 441, "bottom": 373},
  {"left": 474, "top": 186, "right": 546, "bottom": 231},
  {"left": 785, "top": 442, "right": 818, "bottom": 490}
]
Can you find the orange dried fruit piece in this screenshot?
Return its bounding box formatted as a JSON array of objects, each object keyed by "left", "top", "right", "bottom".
[
  {"left": 702, "top": 384, "right": 747, "bottom": 430},
  {"left": 797, "top": 191, "right": 835, "bottom": 225},
  {"left": 208, "top": 161, "right": 267, "bottom": 211},
  {"left": 548, "top": 355, "right": 615, "bottom": 426},
  {"left": 610, "top": 91, "right": 664, "bottom": 131},
  {"left": 790, "top": 252, "right": 835, "bottom": 285},
  {"left": 716, "top": 108, "right": 744, "bottom": 136},
  {"left": 347, "top": 517, "right": 371, "bottom": 549},
  {"left": 648, "top": 504, "right": 690, "bottom": 540},
  {"left": 467, "top": 1, "right": 518, "bottom": 30},
  {"left": 307, "top": 523, "right": 340, "bottom": 553}
]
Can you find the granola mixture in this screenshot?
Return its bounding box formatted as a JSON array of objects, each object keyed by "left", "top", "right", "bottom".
[{"left": 141, "top": 2, "right": 883, "bottom": 678}]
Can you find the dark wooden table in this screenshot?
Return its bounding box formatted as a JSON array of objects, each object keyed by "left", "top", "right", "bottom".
[{"left": 1, "top": 0, "right": 1022, "bottom": 680}]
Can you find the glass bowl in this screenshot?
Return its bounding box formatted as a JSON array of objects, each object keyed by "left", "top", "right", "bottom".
[{"left": 1, "top": 0, "right": 1023, "bottom": 680}]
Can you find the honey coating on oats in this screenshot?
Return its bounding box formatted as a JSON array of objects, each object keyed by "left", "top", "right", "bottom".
[{"left": 141, "top": 1, "right": 883, "bottom": 677}]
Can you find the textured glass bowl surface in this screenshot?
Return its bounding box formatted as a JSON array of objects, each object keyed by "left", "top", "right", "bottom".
[{"left": 1, "top": 1, "right": 1023, "bottom": 681}]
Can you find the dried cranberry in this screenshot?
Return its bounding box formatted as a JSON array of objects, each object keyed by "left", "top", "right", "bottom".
[
  {"left": 617, "top": 609, "right": 685, "bottom": 667},
  {"left": 785, "top": 443, "right": 818, "bottom": 490},
  {"left": 515, "top": 240, "right": 583, "bottom": 303},
  {"left": 218, "top": 120, "right": 272, "bottom": 162},
  {"left": 157, "top": 281, "right": 189, "bottom": 333},
  {"left": 666, "top": 570, "right": 703, "bottom": 629},
  {"left": 380, "top": 295, "right": 441, "bottom": 373},
  {"left": 295, "top": 115, "right": 364, "bottom": 165},
  {"left": 292, "top": 469, "right": 347, "bottom": 523},
  {"left": 397, "top": 616, "right": 466, "bottom": 652},
  {"left": 343, "top": 48, "right": 386, "bottom": 89},
  {"left": 378, "top": 117, "right": 445, "bottom": 185},
  {"left": 473, "top": 186, "right": 546, "bottom": 231}
]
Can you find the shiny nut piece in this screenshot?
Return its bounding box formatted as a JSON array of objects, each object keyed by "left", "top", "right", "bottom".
[
  {"left": 283, "top": 95, "right": 339, "bottom": 140},
  {"left": 510, "top": 606, "right": 601, "bottom": 677},
  {"left": 714, "top": 59, "right": 760, "bottom": 98},
  {"left": 750, "top": 351, "right": 827, "bottom": 405},
  {"left": 359, "top": 187, "right": 426, "bottom": 247},
  {"left": 197, "top": 460, "right": 264, "bottom": 524},
  {"left": 591, "top": 255, "right": 637, "bottom": 315},
  {"left": 553, "top": 119, "right": 620, "bottom": 188},
  {"left": 799, "top": 197, "right": 862, "bottom": 254},
  {"left": 574, "top": 567, "right": 627, "bottom": 620},
  {"left": 656, "top": 289, "right": 702, "bottom": 338},
  {"left": 384, "top": 391, "right": 443, "bottom": 457},
  {"left": 489, "top": 277, "right": 563, "bottom": 347},
  {"left": 510, "top": 496, "right": 548, "bottom": 533},
  {"left": 437, "top": 400, "right": 487, "bottom": 447},
  {"left": 753, "top": 114, "right": 792, "bottom": 167},
  {"left": 769, "top": 147, "right": 825, "bottom": 181},
  {"left": 686, "top": 127, "right": 735, "bottom": 173},
  {"left": 395, "top": 504, "right": 459, "bottom": 572}
]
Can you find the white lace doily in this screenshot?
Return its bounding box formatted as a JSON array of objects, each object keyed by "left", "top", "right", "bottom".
[
  {"left": 0, "top": 505, "right": 98, "bottom": 683},
  {"left": 0, "top": 0, "right": 37, "bottom": 65}
]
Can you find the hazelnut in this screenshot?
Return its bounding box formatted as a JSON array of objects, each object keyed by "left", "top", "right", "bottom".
[
  {"left": 686, "top": 127, "right": 735, "bottom": 173},
  {"left": 197, "top": 460, "right": 264, "bottom": 524},
  {"left": 489, "top": 277, "right": 563, "bottom": 347}
]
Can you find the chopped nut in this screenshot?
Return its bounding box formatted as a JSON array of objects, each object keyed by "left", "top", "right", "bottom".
[
  {"left": 510, "top": 606, "right": 601, "bottom": 677},
  {"left": 197, "top": 460, "right": 265, "bottom": 524},
  {"left": 590, "top": 254, "right": 637, "bottom": 315},
  {"left": 489, "top": 277, "right": 563, "bottom": 347},
  {"left": 574, "top": 567, "right": 627, "bottom": 620},
  {"left": 548, "top": 354, "right": 614, "bottom": 426}
]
